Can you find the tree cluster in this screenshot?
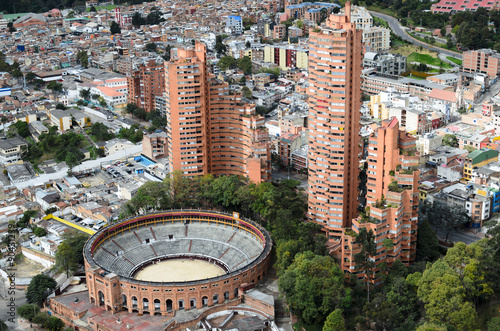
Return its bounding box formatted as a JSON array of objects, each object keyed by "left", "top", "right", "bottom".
[
  {"left": 76, "top": 50, "right": 88, "bottom": 68},
  {"left": 89, "top": 122, "right": 114, "bottom": 142},
  {"left": 217, "top": 55, "right": 253, "bottom": 74},
  {"left": 117, "top": 123, "right": 143, "bottom": 143},
  {"left": 26, "top": 274, "right": 57, "bottom": 304},
  {"left": 442, "top": 134, "right": 458, "bottom": 147},
  {"left": 54, "top": 231, "right": 89, "bottom": 277},
  {"left": 420, "top": 201, "right": 471, "bottom": 242},
  {"left": 24, "top": 127, "right": 86, "bottom": 169}
]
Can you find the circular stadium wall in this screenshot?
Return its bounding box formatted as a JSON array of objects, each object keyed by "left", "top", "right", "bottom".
[{"left": 83, "top": 210, "right": 272, "bottom": 316}]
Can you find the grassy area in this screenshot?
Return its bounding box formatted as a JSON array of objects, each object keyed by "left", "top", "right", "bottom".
[
  {"left": 86, "top": 4, "right": 118, "bottom": 12},
  {"left": 407, "top": 74, "right": 426, "bottom": 80},
  {"left": 392, "top": 44, "right": 437, "bottom": 56},
  {"left": 447, "top": 56, "right": 462, "bottom": 65},
  {"left": 408, "top": 32, "right": 462, "bottom": 54},
  {"left": 373, "top": 16, "right": 389, "bottom": 28},
  {"left": 407, "top": 52, "right": 453, "bottom": 69}
]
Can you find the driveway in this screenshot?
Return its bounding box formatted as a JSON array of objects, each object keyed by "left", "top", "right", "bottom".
[{"left": 369, "top": 11, "right": 462, "bottom": 59}]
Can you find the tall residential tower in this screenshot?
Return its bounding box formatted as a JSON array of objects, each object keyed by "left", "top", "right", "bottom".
[
  {"left": 307, "top": 1, "right": 363, "bottom": 242},
  {"left": 163, "top": 42, "right": 271, "bottom": 182}
]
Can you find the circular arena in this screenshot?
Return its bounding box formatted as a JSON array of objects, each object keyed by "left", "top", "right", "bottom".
[{"left": 83, "top": 210, "right": 272, "bottom": 316}]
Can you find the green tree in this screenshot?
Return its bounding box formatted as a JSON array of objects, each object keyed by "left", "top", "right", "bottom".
[
  {"left": 218, "top": 55, "right": 237, "bottom": 71},
  {"left": 164, "top": 44, "right": 172, "bottom": 61},
  {"left": 145, "top": 42, "right": 157, "bottom": 53},
  {"left": 55, "top": 241, "right": 77, "bottom": 277},
  {"left": 18, "top": 304, "right": 40, "bottom": 320},
  {"left": 90, "top": 122, "right": 114, "bottom": 141},
  {"left": 415, "top": 260, "right": 477, "bottom": 330},
  {"left": 79, "top": 88, "right": 91, "bottom": 101},
  {"left": 34, "top": 227, "right": 47, "bottom": 237},
  {"left": 7, "top": 22, "right": 16, "bottom": 33},
  {"left": 26, "top": 72, "right": 36, "bottom": 82},
  {"left": 32, "top": 312, "right": 49, "bottom": 325},
  {"left": 26, "top": 274, "right": 57, "bottom": 304},
  {"left": 416, "top": 218, "right": 440, "bottom": 261},
  {"left": 443, "top": 241, "right": 494, "bottom": 305},
  {"left": 15, "top": 120, "right": 30, "bottom": 138},
  {"left": 421, "top": 201, "right": 470, "bottom": 241},
  {"left": 279, "top": 251, "right": 351, "bottom": 326},
  {"left": 132, "top": 12, "right": 145, "bottom": 27},
  {"left": 323, "top": 309, "right": 345, "bottom": 331},
  {"left": 442, "top": 134, "right": 458, "bottom": 147},
  {"left": 65, "top": 152, "right": 78, "bottom": 169},
  {"left": 60, "top": 231, "right": 89, "bottom": 267},
  {"left": 354, "top": 227, "right": 377, "bottom": 302},
  {"left": 76, "top": 50, "right": 88, "bottom": 68},
  {"left": 416, "top": 322, "right": 448, "bottom": 331},
  {"left": 45, "top": 316, "right": 64, "bottom": 331},
  {"left": 110, "top": 21, "right": 121, "bottom": 34},
  {"left": 98, "top": 96, "right": 107, "bottom": 108},
  {"left": 89, "top": 6, "right": 97, "bottom": 12},
  {"left": 47, "top": 81, "right": 63, "bottom": 93},
  {"left": 241, "top": 86, "right": 253, "bottom": 99},
  {"left": 56, "top": 103, "right": 66, "bottom": 110},
  {"left": 488, "top": 317, "right": 500, "bottom": 331},
  {"left": 237, "top": 56, "right": 252, "bottom": 74},
  {"left": 146, "top": 7, "right": 163, "bottom": 25}
]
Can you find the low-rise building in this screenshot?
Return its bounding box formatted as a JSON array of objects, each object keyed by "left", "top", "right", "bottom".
[
  {"left": 464, "top": 149, "right": 499, "bottom": 181},
  {"left": 142, "top": 131, "right": 168, "bottom": 161},
  {"left": 0, "top": 138, "right": 28, "bottom": 165},
  {"left": 363, "top": 52, "right": 407, "bottom": 76}
]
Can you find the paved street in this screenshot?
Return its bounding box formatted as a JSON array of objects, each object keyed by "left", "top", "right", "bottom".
[
  {"left": 369, "top": 11, "right": 462, "bottom": 59},
  {"left": 0, "top": 280, "right": 27, "bottom": 331},
  {"left": 472, "top": 79, "right": 500, "bottom": 112},
  {"left": 271, "top": 169, "right": 308, "bottom": 189},
  {"left": 436, "top": 228, "right": 485, "bottom": 245}
]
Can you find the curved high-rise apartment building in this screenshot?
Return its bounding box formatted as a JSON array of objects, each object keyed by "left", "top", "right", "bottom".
[
  {"left": 307, "top": 2, "right": 363, "bottom": 241},
  {"left": 163, "top": 42, "right": 271, "bottom": 182}
]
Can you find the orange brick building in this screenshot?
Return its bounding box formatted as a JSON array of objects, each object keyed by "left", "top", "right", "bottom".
[
  {"left": 164, "top": 42, "right": 271, "bottom": 182},
  {"left": 307, "top": 2, "right": 363, "bottom": 240},
  {"left": 341, "top": 118, "right": 419, "bottom": 283},
  {"left": 462, "top": 49, "right": 500, "bottom": 78},
  {"left": 307, "top": 3, "right": 419, "bottom": 283},
  {"left": 127, "top": 58, "right": 165, "bottom": 112}
]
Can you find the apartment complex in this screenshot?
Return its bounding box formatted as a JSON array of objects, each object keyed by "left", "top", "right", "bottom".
[
  {"left": 363, "top": 52, "right": 407, "bottom": 76},
  {"left": 263, "top": 44, "right": 309, "bottom": 70},
  {"left": 462, "top": 49, "right": 500, "bottom": 78},
  {"left": 342, "top": 5, "right": 391, "bottom": 52},
  {"left": 285, "top": 2, "right": 341, "bottom": 22},
  {"left": 307, "top": 2, "right": 363, "bottom": 240},
  {"left": 164, "top": 42, "right": 271, "bottom": 182},
  {"left": 127, "top": 58, "right": 165, "bottom": 112},
  {"left": 343, "top": 117, "right": 419, "bottom": 279}
]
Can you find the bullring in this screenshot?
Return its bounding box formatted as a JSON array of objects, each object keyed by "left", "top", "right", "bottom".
[{"left": 83, "top": 210, "right": 272, "bottom": 316}]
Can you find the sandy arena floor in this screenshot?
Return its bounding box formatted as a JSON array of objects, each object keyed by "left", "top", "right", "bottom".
[{"left": 134, "top": 259, "right": 225, "bottom": 282}]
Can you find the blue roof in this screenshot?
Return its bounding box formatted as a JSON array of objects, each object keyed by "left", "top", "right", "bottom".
[{"left": 228, "top": 15, "right": 242, "bottom": 20}]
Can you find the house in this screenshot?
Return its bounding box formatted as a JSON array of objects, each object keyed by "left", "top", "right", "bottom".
[
  {"left": 463, "top": 149, "right": 499, "bottom": 181},
  {"left": 104, "top": 138, "right": 136, "bottom": 155},
  {"left": 0, "top": 138, "right": 28, "bottom": 165}
]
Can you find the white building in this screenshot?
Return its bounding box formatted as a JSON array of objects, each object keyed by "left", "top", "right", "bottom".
[{"left": 226, "top": 15, "right": 243, "bottom": 35}]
